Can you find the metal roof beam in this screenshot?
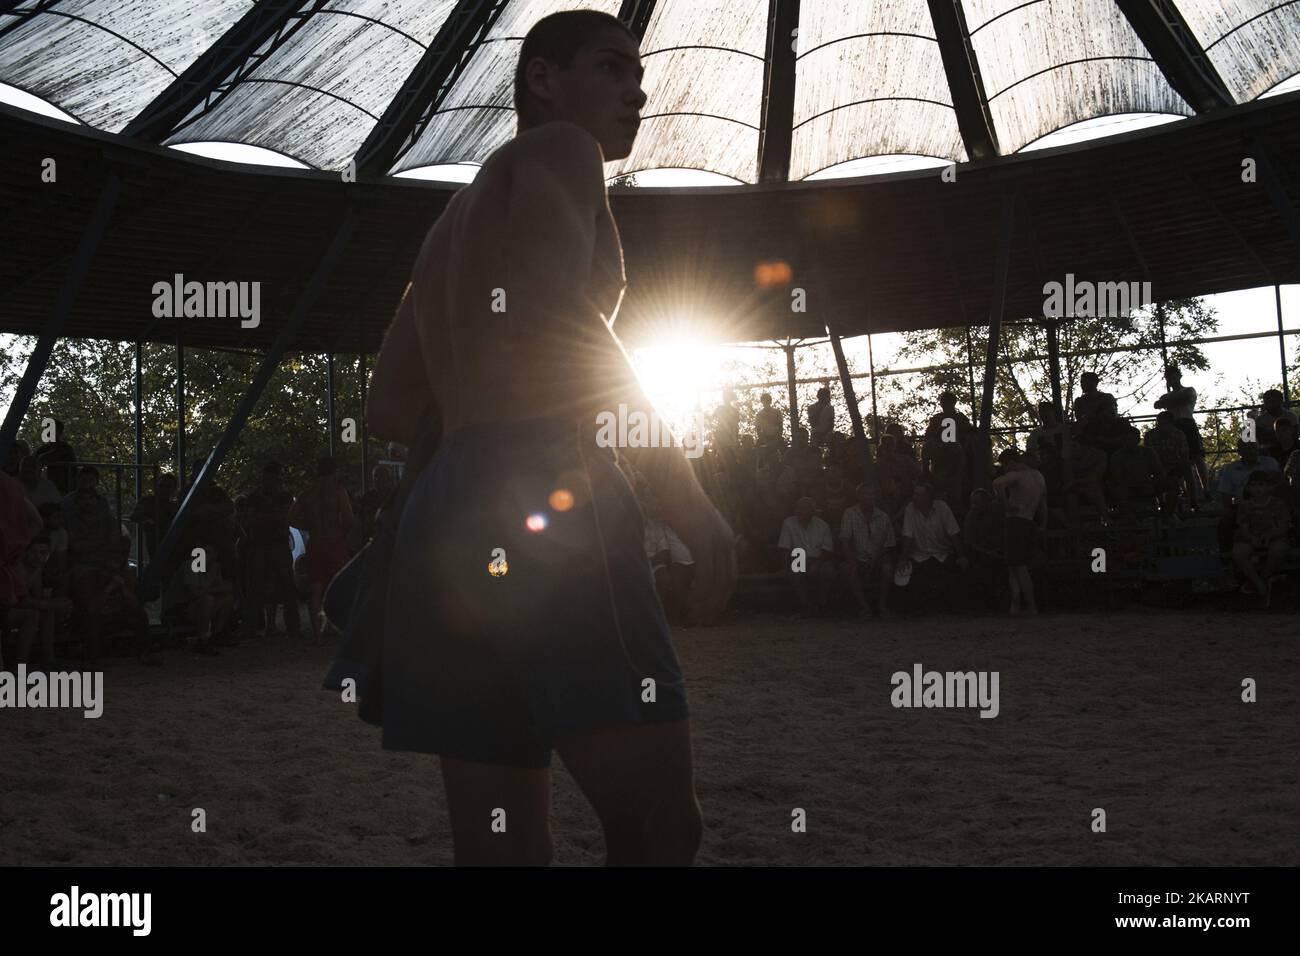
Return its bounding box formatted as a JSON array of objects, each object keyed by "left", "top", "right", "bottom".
[
  {"left": 618, "top": 0, "right": 658, "bottom": 39},
  {"left": 1115, "top": 0, "right": 1234, "bottom": 112},
  {"left": 354, "top": 0, "right": 509, "bottom": 177},
  {"left": 927, "top": 0, "right": 1000, "bottom": 160},
  {"left": 122, "top": 0, "right": 320, "bottom": 143},
  {"left": 757, "top": 0, "right": 799, "bottom": 183}
]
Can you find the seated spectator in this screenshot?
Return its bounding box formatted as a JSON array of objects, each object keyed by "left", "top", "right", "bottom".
[
  {"left": 1064, "top": 438, "right": 1109, "bottom": 523},
  {"left": 34, "top": 420, "right": 78, "bottom": 494},
  {"left": 876, "top": 433, "right": 920, "bottom": 520},
  {"left": 11, "top": 535, "right": 71, "bottom": 668},
  {"left": 1230, "top": 472, "right": 1291, "bottom": 607},
  {"left": 755, "top": 392, "right": 784, "bottom": 448},
  {"left": 17, "top": 455, "right": 62, "bottom": 509},
  {"left": 1215, "top": 440, "right": 1281, "bottom": 552},
  {"left": 62, "top": 465, "right": 115, "bottom": 528},
  {"left": 1144, "top": 411, "right": 1194, "bottom": 513},
  {"left": 1265, "top": 417, "right": 1298, "bottom": 469},
  {"left": 839, "top": 483, "right": 895, "bottom": 617},
  {"left": 1250, "top": 389, "right": 1297, "bottom": 458},
  {"left": 819, "top": 463, "right": 852, "bottom": 531},
  {"left": 777, "top": 496, "right": 836, "bottom": 616},
  {"left": 923, "top": 421, "right": 967, "bottom": 518},
  {"left": 1026, "top": 401, "right": 1065, "bottom": 458},
  {"left": 163, "top": 540, "right": 234, "bottom": 655},
  {"left": 899, "top": 481, "right": 967, "bottom": 608},
  {"left": 642, "top": 493, "right": 694, "bottom": 626},
  {"left": 1107, "top": 426, "right": 1162, "bottom": 519}
]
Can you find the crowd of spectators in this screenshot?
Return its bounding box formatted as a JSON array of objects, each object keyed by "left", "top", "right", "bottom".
[
  {"left": 0, "top": 426, "right": 401, "bottom": 668},
  {"left": 664, "top": 368, "right": 1300, "bottom": 615}
]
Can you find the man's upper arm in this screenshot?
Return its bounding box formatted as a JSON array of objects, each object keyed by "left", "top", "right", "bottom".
[{"left": 367, "top": 286, "right": 429, "bottom": 443}]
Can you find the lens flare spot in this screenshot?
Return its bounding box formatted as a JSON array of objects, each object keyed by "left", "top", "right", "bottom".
[
  {"left": 488, "top": 558, "right": 508, "bottom": 577},
  {"left": 525, "top": 513, "right": 548, "bottom": 533},
  {"left": 753, "top": 259, "right": 792, "bottom": 290},
  {"left": 549, "top": 488, "right": 574, "bottom": 512}
]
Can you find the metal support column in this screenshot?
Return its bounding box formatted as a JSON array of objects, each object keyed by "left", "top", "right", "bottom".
[
  {"left": 978, "top": 195, "right": 1016, "bottom": 487},
  {"left": 866, "top": 332, "right": 880, "bottom": 442},
  {"left": 784, "top": 342, "right": 799, "bottom": 441},
  {"left": 359, "top": 352, "right": 370, "bottom": 495},
  {"left": 0, "top": 174, "right": 121, "bottom": 471},
  {"left": 827, "top": 328, "right": 874, "bottom": 481},
  {"left": 134, "top": 340, "right": 144, "bottom": 500},
  {"left": 326, "top": 351, "right": 336, "bottom": 457},
  {"left": 1155, "top": 300, "right": 1170, "bottom": 373},
  {"left": 964, "top": 326, "right": 978, "bottom": 418},
  {"left": 1277, "top": 285, "right": 1290, "bottom": 403},
  {"left": 1045, "top": 319, "right": 1064, "bottom": 420},
  {"left": 146, "top": 206, "right": 360, "bottom": 591},
  {"left": 175, "top": 333, "right": 186, "bottom": 488}
]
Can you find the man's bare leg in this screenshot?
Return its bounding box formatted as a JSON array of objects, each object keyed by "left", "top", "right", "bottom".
[
  {"left": 556, "top": 719, "right": 703, "bottom": 866},
  {"left": 439, "top": 758, "right": 552, "bottom": 866}
]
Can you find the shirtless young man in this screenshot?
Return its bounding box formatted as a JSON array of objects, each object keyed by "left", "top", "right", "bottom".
[
  {"left": 992, "top": 449, "right": 1047, "bottom": 615},
  {"left": 364, "top": 10, "right": 735, "bottom": 866}
]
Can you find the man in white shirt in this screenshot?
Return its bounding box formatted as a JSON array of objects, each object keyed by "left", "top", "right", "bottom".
[
  {"left": 840, "top": 483, "right": 895, "bottom": 617},
  {"left": 778, "top": 496, "right": 835, "bottom": 615},
  {"left": 1156, "top": 365, "right": 1207, "bottom": 501},
  {"left": 900, "top": 482, "right": 967, "bottom": 609}
]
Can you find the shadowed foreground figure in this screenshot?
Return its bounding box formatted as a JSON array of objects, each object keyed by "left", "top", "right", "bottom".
[{"left": 361, "top": 11, "right": 735, "bottom": 866}]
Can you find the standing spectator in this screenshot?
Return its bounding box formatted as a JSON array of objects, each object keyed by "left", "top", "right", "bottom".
[
  {"left": 0, "top": 469, "right": 45, "bottom": 669},
  {"left": 962, "top": 487, "right": 1005, "bottom": 610},
  {"left": 12, "top": 535, "right": 71, "bottom": 667},
  {"left": 713, "top": 388, "right": 740, "bottom": 449},
  {"left": 1155, "top": 365, "right": 1207, "bottom": 502},
  {"left": 777, "top": 497, "right": 836, "bottom": 616},
  {"left": 1071, "top": 372, "right": 1119, "bottom": 449},
  {"left": 807, "top": 387, "right": 835, "bottom": 449},
  {"left": 243, "top": 462, "right": 302, "bottom": 640},
  {"left": 992, "top": 449, "right": 1046, "bottom": 616},
  {"left": 923, "top": 392, "right": 971, "bottom": 517},
  {"left": 290, "top": 456, "right": 354, "bottom": 641},
  {"left": 129, "top": 472, "right": 179, "bottom": 567},
  {"left": 1144, "top": 411, "right": 1193, "bottom": 513},
  {"left": 1026, "top": 401, "right": 1065, "bottom": 457},
  {"left": 876, "top": 433, "right": 920, "bottom": 520},
  {"left": 755, "top": 392, "right": 784, "bottom": 449},
  {"left": 839, "top": 483, "right": 895, "bottom": 617},
  {"left": 34, "top": 420, "right": 78, "bottom": 494}
]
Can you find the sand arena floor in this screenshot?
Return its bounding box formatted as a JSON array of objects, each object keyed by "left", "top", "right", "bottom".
[{"left": 2, "top": 611, "right": 1296, "bottom": 866}]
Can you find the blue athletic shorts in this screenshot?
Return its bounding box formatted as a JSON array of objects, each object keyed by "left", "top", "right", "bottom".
[{"left": 380, "top": 419, "right": 688, "bottom": 767}]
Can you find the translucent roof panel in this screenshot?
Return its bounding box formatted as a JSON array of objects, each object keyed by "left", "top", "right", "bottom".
[
  {"left": 1173, "top": 0, "right": 1300, "bottom": 103},
  {"left": 0, "top": 0, "right": 251, "bottom": 132},
  {"left": 605, "top": 0, "right": 769, "bottom": 183},
  {"left": 791, "top": 0, "right": 966, "bottom": 181},
  {"left": 394, "top": 0, "right": 622, "bottom": 175},
  {"left": 962, "top": 0, "right": 1191, "bottom": 153},
  {"left": 166, "top": 1, "right": 459, "bottom": 170}
]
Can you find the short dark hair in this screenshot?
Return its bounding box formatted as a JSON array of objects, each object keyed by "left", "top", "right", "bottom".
[
  {"left": 514, "top": 10, "right": 636, "bottom": 115},
  {"left": 998, "top": 447, "right": 1023, "bottom": 465}
]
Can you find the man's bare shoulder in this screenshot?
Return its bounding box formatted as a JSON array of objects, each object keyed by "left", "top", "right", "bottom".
[{"left": 494, "top": 121, "right": 606, "bottom": 189}]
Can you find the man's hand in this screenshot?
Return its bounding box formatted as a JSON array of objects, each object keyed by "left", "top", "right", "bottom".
[{"left": 664, "top": 491, "right": 735, "bottom": 626}]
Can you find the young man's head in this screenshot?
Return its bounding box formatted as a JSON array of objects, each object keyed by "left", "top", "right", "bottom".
[
  {"left": 816, "top": 387, "right": 831, "bottom": 403},
  {"left": 1261, "top": 389, "right": 1284, "bottom": 412},
  {"left": 912, "top": 481, "right": 934, "bottom": 511},
  {"left": 998, "top": 447, "right": 1025, "bottom": 471},
  {"left": 515, "top": 11, "right": 645, "bottom": 161},
  {"left": 855, "top": 483, "right": 877, "bottom": 511},
  {"left": 1164, "top": 364, "right": 1181, "bottom": 387},
  {"left": 75, "top": 465, "right": 99, "bottom": 493},
  {"left": 939, "top": 391, "right": 957, "bottom": 412},
  {"left": 760, "top": 392, "right": 773, "bottom": 407},
  {"left": 794, "top": 496, "right": 816, "bottom": 524},
  {"left": 1080, "top": 372, "right": 1099, "bottom": 394},
  {"left": 1037, "top": 400, "right": 1058, "bottom": 425},
  {"left": 158, "top": 473, "right": 179, "bottom": 498}
]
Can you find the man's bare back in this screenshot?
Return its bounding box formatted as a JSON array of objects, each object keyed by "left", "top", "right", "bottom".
[
  {"left": 374, "top": 122, "right": 631, "bottom": 439},
  {"left": 993, "top": 466, "right": 1046, "bottom": 521}
]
